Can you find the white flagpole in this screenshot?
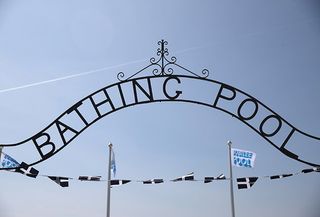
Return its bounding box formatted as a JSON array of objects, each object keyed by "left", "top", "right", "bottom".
[
  {"left": 106, "top": 143, "right": 113, "bottom": 217},
  {"left": 227, "top": 141, "right": 236, "bottom": 217}
]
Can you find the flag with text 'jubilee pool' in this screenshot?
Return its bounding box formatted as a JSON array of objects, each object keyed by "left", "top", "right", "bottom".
[
  {"left": 0, "top": 148, "right": 20, "bottom": 169},
  {"left": 232, "top": 148, "right": 256, "bottom": 168}
]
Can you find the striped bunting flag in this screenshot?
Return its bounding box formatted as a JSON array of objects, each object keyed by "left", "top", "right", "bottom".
[
  {"left": 110, "top": 179, "right": 131, "bottom": 186},
  {"left": 204, "top": 177, "right": 214, "bottom": 183},
  {"left": 217, "top": 174, "right": 226, "bottom": 180},
  {"left": 301, "top": 167, "right": 320, "bottom": 173},
  {"left": 15, "top": 162, "right": 39, "bottom": 178},
  {"left": 143, "top": 179, "right": 164, "bottom": 184},
  {"left": 78, "top": 176, "right": 101, "bottom": 181},
  {"left": 48, "top": 176, "right": 69, "bottom": 187},
  {"left": 270, "top": 174, "right": 293, "bottom": 180},
  {"left": 237, "top": 177, "right": 258, "bottom": 189},
  {"left": 204, "top": 174, "right": 226, "bottom": 183},
  {"left": 172, "top": 172, "right": 194, "bottom": 182}
]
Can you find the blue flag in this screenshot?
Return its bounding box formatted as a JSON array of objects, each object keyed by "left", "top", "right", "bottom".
[
  {"left": 111, "top": 149, "right": 116, "bottom": 177},
  {"left": 231, "top": 148, "right": 256, "bottom": 168},
  {"left": 0, "top": 148, "right": 20, "bottom": 169}
]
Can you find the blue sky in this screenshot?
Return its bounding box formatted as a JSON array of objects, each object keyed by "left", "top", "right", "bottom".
[{"left": 0, "top": 1, "right": 320, "bottom": 217}]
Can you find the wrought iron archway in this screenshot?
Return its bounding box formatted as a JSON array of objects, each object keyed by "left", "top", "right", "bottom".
[{"left": 1, "top": 40, "right": 319, "bottom": 170}]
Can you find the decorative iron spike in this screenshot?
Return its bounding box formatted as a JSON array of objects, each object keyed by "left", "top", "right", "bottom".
[{"left": 117, "top": 40, "right": 209, "bottom": 81}]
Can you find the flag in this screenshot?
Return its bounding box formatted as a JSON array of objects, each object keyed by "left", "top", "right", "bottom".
[
  {"left": 204, "top": 177, "right": 214, "bottom": 183},
  {"left": 48, "top": 176, "right": 69, "bottom": 187},
  {"left": 15, "top": 162, "right": 39, "bottom": 178},
  {"left": 111, "top": 149, "right": 116, "bottom": 177},
  {"left": 237, "top": 177, "right": 258, "bottom": 189},
  {"left": 143, "top": 179, "right": 164, "bottom": 184},
  {"left": 232, "top": 148, "right": 256, "bottom": 168},
  {"left": 172, "top": 172, "right": 194, "bottom": 182},
  {"left": 301, "top": 167, "right": 320, "bottom": 173},
  {"left": 78, "top": 176, "right": 101, "bottom": 181},
  {"left": 0, "top": 150, "right": 20, "bottom": 169},
  {"left": 216, "top": 174, "right": 226, "bottom": 180},
  {"left": 110, "top": 179, "right": 131, "bottom": 185},
  {"left": 204, "top": 174, "right": 226, "bottom": 183},
  {"left": 270, "top": 174, "right": 293, "bottom": 180}
]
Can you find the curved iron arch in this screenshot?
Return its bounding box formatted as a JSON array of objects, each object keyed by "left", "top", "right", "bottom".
[{"left": 1, "top": 40, "right": 319, "bottom": 170}]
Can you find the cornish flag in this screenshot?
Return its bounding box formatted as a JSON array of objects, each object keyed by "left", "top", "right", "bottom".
[
  {"left": 237, "top": 177, "right": 258, "bottom": 189},
  {"left": 143, "top": 179, "right": 164, "bottom": 184},
  {"left": 216, "top": 174, "right": 226, "bottom": 180},
  {"left": 110, "top": 179, "right": 131, "bottom": 185},
  {"left": 78, "top": 176, "right": 101, "bottom": 181},
  {"left": 48, "top": 176, "right": 69, "bottom": 187},
  {"left": 270, "top": 174, "right": 293, "bottom": 180},
  {"left": 15, "top": 162, "right": 39, "bottom": 178},
  {"left": 172, "top": 172, "right": 194, "bottom": 182},
  {"left": 204, "top": 174, "right": 226, "bottom": 183},
  {"left": 301, "top": 167, "right": 320, "bottom": 173},
  {"left": 204, "top": 177, "right": 215, "bottom": 183}
]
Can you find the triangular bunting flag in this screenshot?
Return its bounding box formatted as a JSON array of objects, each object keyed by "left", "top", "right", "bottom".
[
  {"left": 237, "top": 177, "right": 258, "bottom": 189},
  {"left": 48, "top": 176, "right": 69, "bottom": 187},
  {"left": 270, "top": 174, "right": 293, "bottom": 180},
  {"left": 78, "top": 176, "right": 101, "bottom": 181},
  {"left": 0, "top": 151, "right": 20, "bottom": 169},
  {"left": 217, "top": 174, "right": 226, "bottom": 180},
  {"left": 15, "top": 162, "right": 39, "bottom": 178},
  {"left": 142, "top": 179, "right": 164, "bottom": 184},
  {"left": 204, "top": 177, "right": 214, "bottom": 183},
  {"left": 172, "top": 172, "right": 194, "bottom": 182},
  {"left": 110, "top": 179, "right": 131, "bottom": 185},
  {"left": 204, "top": 174, "right": 226, "bottom": 183},
  {"left": 301, "top": 167, "right": 320, "bottom": 173}
]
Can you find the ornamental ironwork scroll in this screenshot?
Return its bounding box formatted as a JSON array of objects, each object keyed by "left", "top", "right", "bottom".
[{"left": 1, "top": 40, "right": 320, "bottom": 170}]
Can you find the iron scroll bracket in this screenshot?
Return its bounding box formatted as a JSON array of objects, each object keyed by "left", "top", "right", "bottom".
[{"left": 117, "top": 39, "right": 210, "bottom": 81}]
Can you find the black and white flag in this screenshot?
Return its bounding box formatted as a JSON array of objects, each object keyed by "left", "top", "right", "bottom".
[
  {"left": 270, "top": 174, "right": 293, "bottom": 180},
  {"left": 48, "top": 176, "right": 69, "bottom": 187},
  {"left": 110, "top": 179, "right": 131, "bottom": 185},
  {"left": 15, "top": 162, "right": 39, "bottom": 178},
  {"left": 217, "top": 174, "right": 226, "bottom": 180},
  {"left": 172, "top": 172, "right": 194, "bottom": 182},
  {"left": 237, "top": 177, "right": 258, "bottom": 189},
  {"left": 301, "top": 167, "right": 320, "bottom": 173},
  {"left": 142, "top": 179, "right": 164, "bottom": 184},
  {"left": 204, "top": 177, "right": 215, "bottom": 183},
  {"left": 204, "top": 174, "right": 226, "bottom": 183},
  {"left": 78, "top": 176, "right": 101, "bottom": 181}
]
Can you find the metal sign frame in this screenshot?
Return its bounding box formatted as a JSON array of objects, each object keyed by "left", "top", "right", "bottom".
[{"left": 1, "top": 40, "right": 319, "bottom": 170}]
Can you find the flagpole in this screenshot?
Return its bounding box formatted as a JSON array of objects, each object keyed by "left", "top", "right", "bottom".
[
  {"left": 106, "top": 143, "right": 112, "bottom": 217},
  {"left": 227, "top": 140, "right": 236, "bottom": 217}
]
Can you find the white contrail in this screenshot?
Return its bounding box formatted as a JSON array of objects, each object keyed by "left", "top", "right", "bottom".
[
  {"left": 0, "top": 45, "right": 208, "bottom": 94},
  {"left": 0, "top": 58, "right": 148, "bottom": 94},
  {"left": 0, "top": 17, "right": 315, "bottom": 94}
]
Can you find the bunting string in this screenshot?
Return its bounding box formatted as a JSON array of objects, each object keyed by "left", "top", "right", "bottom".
[
  {"left": 1, "top": 165, "right": 319, "bottom": 188},
  {"left": 1, "top": 148, "right": 319, "bottom": 188}
]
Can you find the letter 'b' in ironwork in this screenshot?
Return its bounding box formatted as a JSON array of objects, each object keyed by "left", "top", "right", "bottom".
[{"left": 1, "top": 40, "right": 320, "bottom": 170}]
